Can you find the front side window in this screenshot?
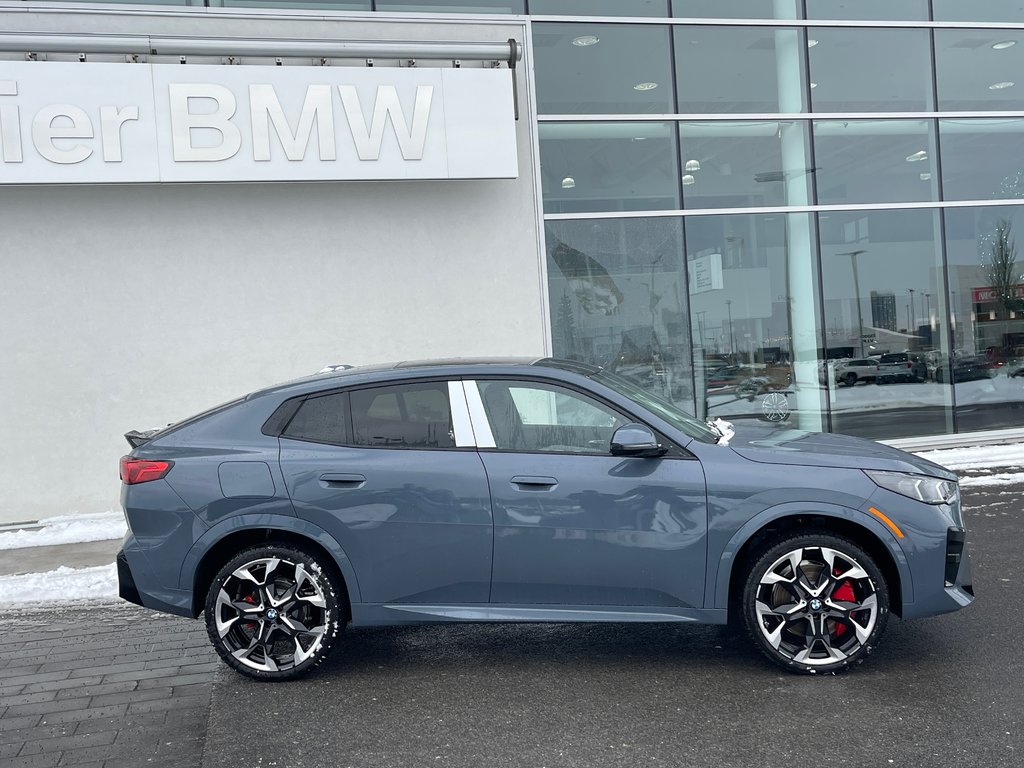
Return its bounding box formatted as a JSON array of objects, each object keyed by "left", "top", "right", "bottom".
[
  {"left": 350, "top": 382, "right": 455, "bottom": 449},
  {"left": 477, "top": 380, "right": 627, "bottom": 454}
]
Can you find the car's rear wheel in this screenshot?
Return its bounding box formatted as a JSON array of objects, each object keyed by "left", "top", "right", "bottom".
[
  {"left": 741, "top": 533, "right": 889, "bottom": 674},
  {"left": 843, "top": 372, "right": 857, "bottom": 386},
  {"left": 205, "top": 544, "right": 343, "bottom": 681}
]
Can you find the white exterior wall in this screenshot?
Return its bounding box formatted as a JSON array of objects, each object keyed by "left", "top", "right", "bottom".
[{"left": 0, "top": 6, "right": 546, "bottom": 524}]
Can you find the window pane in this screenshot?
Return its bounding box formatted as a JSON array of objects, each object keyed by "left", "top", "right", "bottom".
[
  {"left": 533, "top": 23, "right": 674, "bottom": 114},
  {"left": 530, "top": 0, "right": 668, "bottom": 15},
  {"left": 283, "top": 393, "right": 350, "bottom": 444},
  {"left": 819, "top": 209, "right": 953, "bottom": 439},
  {"left": 933, "top": 0, "right": 1024, "bottom": 22},
  {"left": 349, "top": 383, "right": 454, "bottom": 449},
  {"left": 539, "top": 123, "right": 680, "bottom": 213},
  {"left": 808, "top": 28, "right": 933, "bottom": 112},
  {"left": 375, "top": 0, "right": 524, "bottom": 11},
  {"left": 940, "top": 119, "right": 1024, "bottom": 201},
  {"left": 477, "top": 380, "right": 626, "bottom": 453},
  {"left": 679, "top": 121, "right": 812, "bottom": 209},
  {"left": 944, "top": 206, "right": 1024, "bottom": 432},
  {"left": 935, "top": 30, "right": 1024, "bottom": 111},
  {"left": 546, "top": 218, "right": 695, "bottom": 414},
  {"left": 671, "top": 0, "right": 801, "bottom": 19},
  {"left": 675, "top": 26, "right": 807, "bottom": 114},
  {"left": 813, "top": 120, "right": 938, "bottom": 205},
  {"left": 805, "top": 0, "right": 928, "bottom": 19},
  {"left": 686, "top": 213, "right": 825, "bottom": 430}
]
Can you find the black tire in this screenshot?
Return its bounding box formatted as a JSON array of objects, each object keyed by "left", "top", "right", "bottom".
[
  {"left": 843, "top": 372, "right": 857, "bottom": 387},
  {"left": 205, "top": 543, "right": 344, "bottom": 681},
  {"left": 741, "top": 532, "right": 889, "bottom": 675}
]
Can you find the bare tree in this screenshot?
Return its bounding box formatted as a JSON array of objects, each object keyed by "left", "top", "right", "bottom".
[{"left": 986, "top": 218, "right": 1024, "bottom": 314}]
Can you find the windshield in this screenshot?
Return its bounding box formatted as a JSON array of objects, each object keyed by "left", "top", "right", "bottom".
[{"left": 589, "top": 369, "right": 720, "bottom": 444}]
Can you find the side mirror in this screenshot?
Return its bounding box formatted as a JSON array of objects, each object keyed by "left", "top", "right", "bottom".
[{"left": 610, "top": 423, "right": 667, "bottom": 458}]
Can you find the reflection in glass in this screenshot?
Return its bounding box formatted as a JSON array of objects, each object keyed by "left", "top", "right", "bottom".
[
  {"left": 933, "top": 0, "right": 1024, "bottom": 22},
  {"left": 805, "top": 0, "right": 928, "bottom": 19},
  {"left": 533, "top": 23, "right": 674, "bottom": 114},
  {"left": 530, "top": 0, "right": 668, "bottom": 15},
  {"left": 943, "top": 207, "right": 1024, "bottom": 432},
  {"left": 813, "top": 120, "right": 938, "bottom": 205},
  {"left": 940, "top": 119, "right": 1024, "bottom": 201},
  {"left": 539, "top": 123, "right": 680, "bottom": 213},
  {"left": 545, "top": 218, "right": 695, "bottom": 414},
  {"left": 374, "top": 0, "right": 523, "bottom": 10},
  {"left": 808, "top": 28, "right": 933, "bottom": 112},
  {"left": 679, "top": 122, "right": 811, "bottom": 209},
  {"left": 819, "top": 209, "right": 952, "bottom": 439},
  {"left": 935, "top": 31, "right": 1024, "bottom": 111},
  {"left": 686, "top": 213, "right": 824, "bottom": 431},
  {"left": 671, "top": 0, "right": 800, "bottom": 18},
  {"left": 674, "top": 26, "right": 807, "bottom": 114},
  {"left": 215, "top": 0, "right": 369, "bottom": 7}
]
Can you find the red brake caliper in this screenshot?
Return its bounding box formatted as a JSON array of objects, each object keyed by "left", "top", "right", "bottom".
[
  {"left": 242, "top": 593, "right": 258, "bottom": 629},
  {"left": 832, "top": 578, "right": 856, "bottom": 637}
]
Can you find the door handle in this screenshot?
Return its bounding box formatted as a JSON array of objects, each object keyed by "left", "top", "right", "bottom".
[
  {"left": 319, "top": 473, "right": 366, "bottom": 488},
  {"left": 510, "top": 475, "right": 558, "bottom": 490}
]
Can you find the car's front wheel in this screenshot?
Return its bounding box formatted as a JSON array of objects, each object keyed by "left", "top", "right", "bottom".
[
  {"left": 741, "top": 533, "right": 889, "bottom": 674},
  {"left": 205, "top": 544, "right": 344, "bottom": 681}
]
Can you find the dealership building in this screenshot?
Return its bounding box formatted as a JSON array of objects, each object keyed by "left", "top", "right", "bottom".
[{"left": 2, "top": 0, "right": 1024, "bottom": 524}]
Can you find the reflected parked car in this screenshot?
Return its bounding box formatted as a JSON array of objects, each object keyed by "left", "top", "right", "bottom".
[
  {"left": 117, "top": 357, "right": 972, "bottom": 680},
  {"left": 935, "top": 356, "right": 997, "bottom": 384},
  {"left": 877, "top": 353, "right": 927, "bottom": 384},
  {"left": 834, "top": 358, "right": 879, "bottom": 387}
]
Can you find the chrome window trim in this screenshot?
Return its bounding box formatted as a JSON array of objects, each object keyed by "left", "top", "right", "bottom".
[
  {"left": 463, "top": 380, "right": 497, "bottom": 449},
  {"left": 447, "top": 380, "right": 477, "bottom": 448},
  {"left": 539, "top": 112, "right": 1024, "bottom": 121},
  {"left": 529, "top": 16, "right": 1024, "bottom": 30}
]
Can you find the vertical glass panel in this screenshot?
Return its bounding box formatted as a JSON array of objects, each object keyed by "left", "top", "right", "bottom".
[
  {"left": 376, "top": 0, "right": 524, "bottom": 11},
  {"left": 675, "top": 26, "right": 807, "bottom": 114},
  {"left": 813, "top": 120, "right": 939, "bottom": 205},
  {"left": 678, "top": 122, "right": 811, "bottom": 209},
  {"left": 944, "top": 206, "right": 1024, "bottom": 432},
  {"left": 530, "top": 0, "right": 668, "bottom": 16},
  {"left": 671, "top": 0, "right": 801, "bottom": 19},
  {"left": 933, "top": 1, "right": 1024, "bottom": 23},
  {"left": 805, "top": 0, "right": 928, "bottom": 19},
  {"left": 808, "top": 28, "right": 933, "bottom": 112},
  {"left": 940, "top": 119, "right": 1024, "bottom": 201},
  {"left": 935, "top": 30, "right": 1024, "bottom": 111},
  {"left": 819, "top": 209, "right": 953, "bottom": 439},
  {"left": 539, "top": 123, "right": 680, "bottom": 213},
  {"left": 686, "top": 213, "right": 825, "bottom": 431},
  {"left": 533, "top": 23, "right": 674, "bottom": 114},
  {"left": 215, "top": 0, "right": 369, "bottom": 7},
  {"left": 545, "top": 218, "right": 695, "bottom": 414}
]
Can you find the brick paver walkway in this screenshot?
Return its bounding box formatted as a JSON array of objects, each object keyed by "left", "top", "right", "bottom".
[{"left": 0, "top": 603, "right": 217, "bottom": 768}]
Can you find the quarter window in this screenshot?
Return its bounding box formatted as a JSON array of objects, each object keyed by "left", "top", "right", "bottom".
[{"left": 282, "top": 392, "right": 349, "bottom": 444}]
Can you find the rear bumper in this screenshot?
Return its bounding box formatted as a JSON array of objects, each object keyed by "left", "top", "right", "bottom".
[
  {"left": 116, "top": 549, "right": 143, "bottom": 607},
  {"left": 117, "top": 536, "right": 194, "bottom": 618}
]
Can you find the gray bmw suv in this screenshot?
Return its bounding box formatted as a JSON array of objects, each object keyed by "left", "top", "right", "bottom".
[{"left": 117, "top": 358, "right": 973, "bottom": 679}]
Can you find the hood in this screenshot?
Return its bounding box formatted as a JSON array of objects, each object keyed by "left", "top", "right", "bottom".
[{"left": 727, "top": 424, "right": 958, "bottom": 481}]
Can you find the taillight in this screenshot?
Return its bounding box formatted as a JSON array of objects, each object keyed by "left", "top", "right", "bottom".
[{"left": 119, "top": 456, "right": 173, "bottom": 485}]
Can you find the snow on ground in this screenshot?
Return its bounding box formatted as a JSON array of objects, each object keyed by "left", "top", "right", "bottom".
[
  {"left": 0, "top": 563, "right": 117, "bottom": 604},
  {"left": 917, "top": 444, "right": 1024, "bottom": 472},
  {"left": 959, "top": 472, "right": 1024, "bottom": 488},
  {"left": 0, "top": 511, "right": 126, "bottom": 551}
]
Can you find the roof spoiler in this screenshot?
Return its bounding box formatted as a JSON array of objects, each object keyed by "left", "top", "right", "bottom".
[{"left": 124, "top": 428, "right": 163, "bottom": 449}]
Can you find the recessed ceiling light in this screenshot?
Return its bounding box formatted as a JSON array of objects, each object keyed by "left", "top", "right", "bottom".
[
  {"left": 810, "top": 82, "right": 818, "bottom": 89},
  {"left": 633, "top": 82, "right": 658, "bottom": 91},
  {"left": 807, "top": 39, "right": 819, "bottom": 48},
  {"left": 992, "top": 40, "right": 1017, "bottom": 50},
  {"left": 920, "top": 172, "right": 932, "bottom": 181},
  {"left": 906, "top": 150, "right": 928, "bottom": 162},
  {"left": 571, "top": 35, "right": 600, "bottom": 47},
  {"left": 684, "top": 159, "right": 701, "bottom": 172},
  {"left": 989, "top": 81, "right": 1015, "bottom": 90},
  {"left": 682, "top": 174, "right": 696, "bottom": 186},
  {"left": 561, "top": 176, "right": 576, "bottom": 189}
]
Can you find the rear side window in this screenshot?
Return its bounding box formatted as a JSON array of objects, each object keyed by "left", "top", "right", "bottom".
[
  {"left": 350, "top": 382, "right": 455, "bottom": 449},
  {"left": 282, "top": 392, "right": 350, "bottom": 444}
]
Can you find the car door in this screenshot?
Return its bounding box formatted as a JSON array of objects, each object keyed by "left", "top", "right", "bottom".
[
  {"left": 467, "top": 377, "right": 708, "bottom": 609},
  {"left": 279, "top": 379, "right": 493, "bottom": 605}
]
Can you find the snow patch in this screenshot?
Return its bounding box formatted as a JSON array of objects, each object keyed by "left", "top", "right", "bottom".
[
  {"left": 0, "top": 511, "right": 127, "bottom": 551},
  {"left": 0, "top": 564, "right": 117, "bottom": 604},
  {"left": 917, "top": 444, "right": 1024, "bottom": 471},
  {"left": 959, "top": 472, "right": 1024, "bottom": 488},
  {"left": 713, "top": 418, "right": 735, "bottom": 446}
]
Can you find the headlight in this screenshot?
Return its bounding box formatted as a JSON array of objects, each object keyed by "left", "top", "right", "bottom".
[{"left": 865, "top": 470, "right": 958, "bottom": 505}]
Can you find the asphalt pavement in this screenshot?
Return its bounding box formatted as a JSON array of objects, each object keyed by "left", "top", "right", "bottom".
[{"left": 2, "top": 478, "right": 1022, "bottom": 768}]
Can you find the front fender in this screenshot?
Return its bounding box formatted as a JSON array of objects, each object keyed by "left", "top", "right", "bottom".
[
  {"left": 177, "top": 512, "right": 362, "bottom": 604},
  {"left": 708, "top": 501, "right": 913, "bottom": 612}
]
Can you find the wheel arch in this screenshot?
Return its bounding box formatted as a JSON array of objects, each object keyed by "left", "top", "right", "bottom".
[
  {"left": 182, "top": 515, "right": 361, "bottom": 619},
  {"left": 713, "top": 504, "right": 911, "bottom": 620}
]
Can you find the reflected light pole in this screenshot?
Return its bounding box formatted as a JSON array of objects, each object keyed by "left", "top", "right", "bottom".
[
  {"left": 838, "top": 250, "right": 867, "bottom": 356},
  {"left": 908, "top": 288, "right": 916, "bottom": 334},
  {"left": 725, "top": 299, "right": 736, "bottom": 356}
]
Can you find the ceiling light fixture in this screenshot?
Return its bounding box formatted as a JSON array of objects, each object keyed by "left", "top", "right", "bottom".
[
  {"left": 810, "top": 82, "right": 818, "bottom": 89},
  {"left": 989, "top": 81, "right": 1015, "bottom": 90},
  {"left": 633, "top": 82, "right": 658, "bottom": 91},
  {"left": 571, "top": 35, "right": 600, "bottom": 47},
  {"left": 682, "top": 174, "right": 696, "bottom": 186},
  {"left": 561, "top": 176, "right": 576, "bottom": 189},
  {"left": 992, "top": 40, "right": 1017, "bottom": 50},
  {"left": 684, "top": 159, "right": 701, "bottom": 172},
  {"left": 807, "top": 39, "right": 819, "bottom": 48},
  {"left": 920, "top": 172, "right": 932, "bottom": 181},
  {"left": 906, "top": 150, "right": 928, "bottom": 162}
]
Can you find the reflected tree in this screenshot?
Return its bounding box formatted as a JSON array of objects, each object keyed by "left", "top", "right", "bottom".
[{"left": 985, "top": 218, "right": 1023, "bottom": 315}]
